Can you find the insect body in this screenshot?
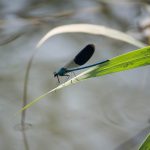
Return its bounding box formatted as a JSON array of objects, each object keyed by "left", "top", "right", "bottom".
[{"left": 54, "top": 44, "right": 109, "bottom": 83}]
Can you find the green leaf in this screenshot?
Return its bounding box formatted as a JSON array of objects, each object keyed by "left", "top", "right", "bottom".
[
  {"left": 139, "top": 134, "right": 150, "bottom": 150},
  {"left": 17, "top": 46, "right": 150, "bottom": 113},
  {"left": 81, "top": 46, "right": 150, "bottom": 80}
]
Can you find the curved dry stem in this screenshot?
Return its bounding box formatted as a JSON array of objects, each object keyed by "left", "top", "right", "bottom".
[{"left": 21, "top": 49, "right": 39, "bottom": 150}]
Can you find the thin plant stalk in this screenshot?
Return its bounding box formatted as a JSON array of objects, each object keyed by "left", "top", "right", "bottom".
[{"left": 21, "top": 49, "right": 39, "bottom": 150}]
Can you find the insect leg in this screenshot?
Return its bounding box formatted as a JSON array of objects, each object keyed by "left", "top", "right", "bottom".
[
  {"left": 64, "top": 74, "right": 70, "bottom": 82},
  {"left": 72, "top": 72, "right": 79, "bottom": 81},
  {"left": 56, "top": 75, "right": 60, "bottom": 84}
]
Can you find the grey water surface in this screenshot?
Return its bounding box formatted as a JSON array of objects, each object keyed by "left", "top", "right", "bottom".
[{"left": 0, "top": 0, "right": 150, "bottom": 150}]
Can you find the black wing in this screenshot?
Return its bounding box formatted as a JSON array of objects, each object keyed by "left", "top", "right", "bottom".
[{"left": 65, "top": 44, "right": 95, "bottom": 69}]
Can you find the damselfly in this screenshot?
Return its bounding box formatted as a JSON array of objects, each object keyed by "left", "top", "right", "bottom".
[{"left": 54, "top": 44, "right": 109, "bottom": 83}]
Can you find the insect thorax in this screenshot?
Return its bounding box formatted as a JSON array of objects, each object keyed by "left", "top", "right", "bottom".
[{"left": 58, "top": 68, "right": 67, "bottom": 76}]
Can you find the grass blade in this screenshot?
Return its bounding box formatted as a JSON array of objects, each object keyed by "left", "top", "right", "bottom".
[
  {"left": 18, "top": 46, "right": 150, "bottom": 112},
  {"left": 37, "top": 24, "right": 146, "bottom": 48},
  {"left": 139, "top": 134, "right": 150, "bottom": 150}
]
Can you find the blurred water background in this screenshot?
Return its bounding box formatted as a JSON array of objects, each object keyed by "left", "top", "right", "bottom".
[{"left": 0, "top": 0, "right": 150, "bottom": 150}]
